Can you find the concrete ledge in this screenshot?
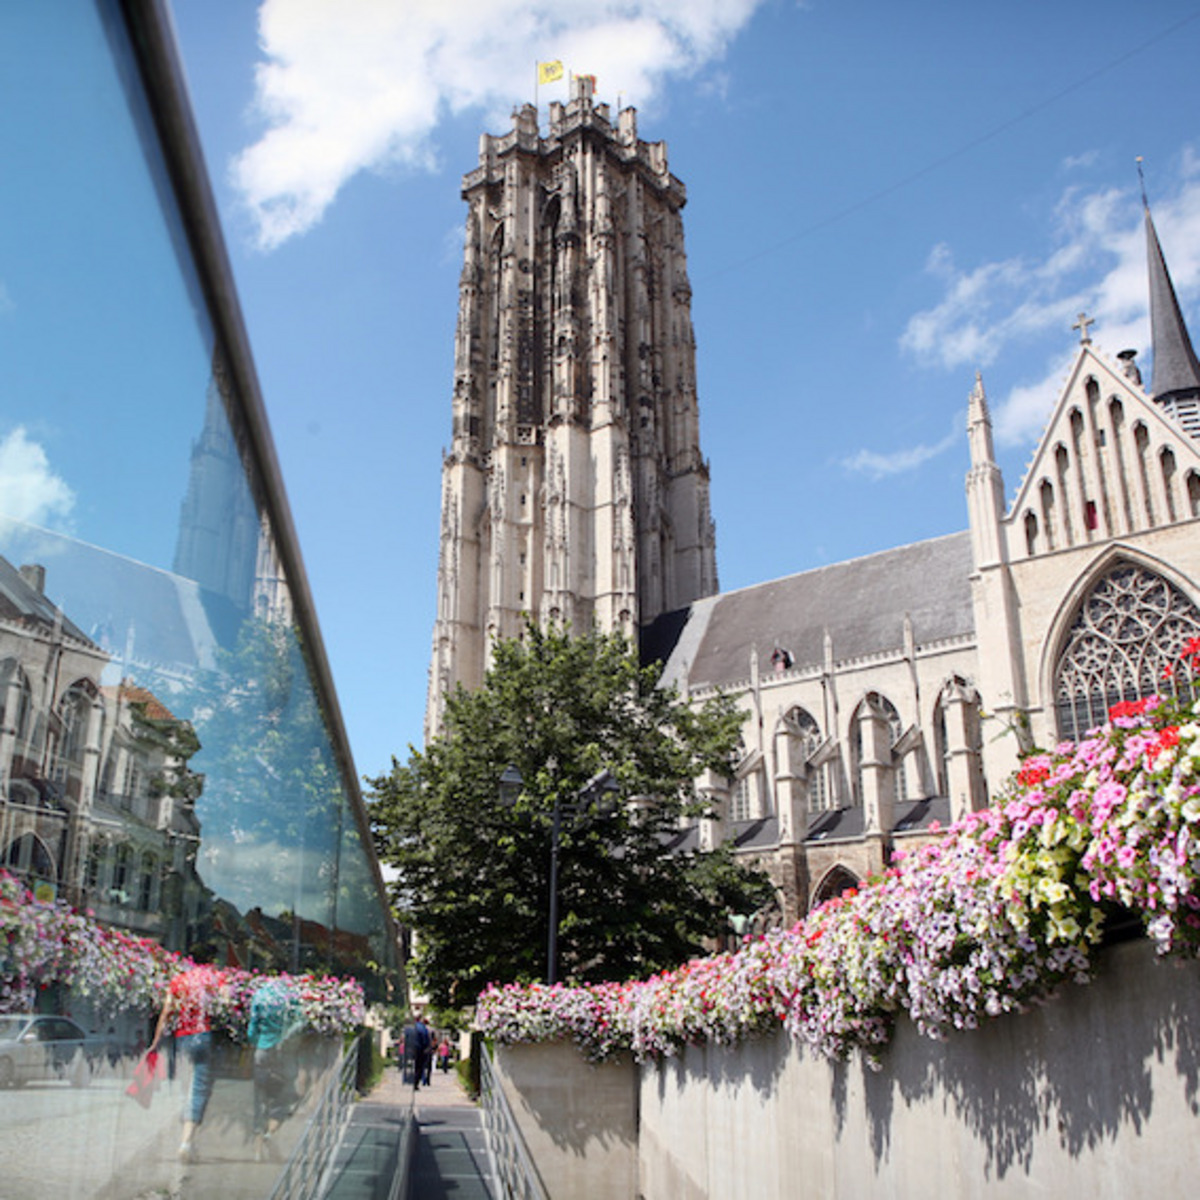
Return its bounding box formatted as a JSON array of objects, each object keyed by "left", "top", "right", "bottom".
[
  {"left": 638, "top": 938, "right": 1200, "bottom": 1198},
  {"left": 493, "top": 1042, "right": 638, "bottom": 1200}
]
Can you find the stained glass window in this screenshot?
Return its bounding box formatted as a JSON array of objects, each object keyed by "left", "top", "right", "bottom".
[{"left": 1055, "top": 562, "right": 1200, "bottom": 741}]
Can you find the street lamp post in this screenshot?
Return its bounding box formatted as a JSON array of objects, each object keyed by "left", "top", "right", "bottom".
[{"left": 499, "top": 764, "right": 618, "bottom": 984}]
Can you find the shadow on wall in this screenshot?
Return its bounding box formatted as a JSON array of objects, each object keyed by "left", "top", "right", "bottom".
[
  {"left": 848, "top": 936, "right": 1200, "bottom": 1180},
  {"left": 654, "top": 1029, "right": 788, "bottom": 1109}
]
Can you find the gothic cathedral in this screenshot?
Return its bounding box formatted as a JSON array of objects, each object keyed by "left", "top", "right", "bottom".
[{"left": 429, "top": 88, "right": 1200, "bottom": 927}]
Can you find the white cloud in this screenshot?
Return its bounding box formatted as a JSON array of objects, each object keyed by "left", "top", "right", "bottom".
[
  {"left": 901, "top": 156, "right": 1200, "bottom": 447},
  {"left": 0, "top": 427, "right": 75, "bottom": 527},
  {"left": 1062, "top": 149, "right": 1099, "bottom": 172},
  {"left": 991, "top": 362, "right": 1069, "bottom": 448},
  {"left": 841, "top": 425, "right": 959, "bottom": 481},
  {"left": 234, "top": 0, "right": 766, "bottom": 249}
]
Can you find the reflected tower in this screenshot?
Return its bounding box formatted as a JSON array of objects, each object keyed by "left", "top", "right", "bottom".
[
  {"left": 426, "top": 81, "right": 718, "bottom": 737},
  {"left": 174, "top": 348, "right": 293, "bottom": 626}
]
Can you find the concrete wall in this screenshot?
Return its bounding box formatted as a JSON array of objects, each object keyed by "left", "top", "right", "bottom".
[
  {"left": 638, "top": 939, "right": 1200, "bottom": 1199},
  {"left": 495, "top": 940, "right": 1200, "bottom": 1199},
  {"left": 493, "top": 1041, "right": 639, "bottom": 1200}
]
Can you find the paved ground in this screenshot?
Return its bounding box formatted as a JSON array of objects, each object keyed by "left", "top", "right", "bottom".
[{"left": 356, "top": 1064, "right": 495, "bottom": 1200}]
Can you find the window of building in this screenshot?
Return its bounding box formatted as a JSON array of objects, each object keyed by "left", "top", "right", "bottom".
[
  {"left": 731, "top": 773, "right": 754, "bottom": 822},
  {"left": 933, "top": 677, "right": 984, "bottom": 803},
  {"left": 811, "top": 865, "right": 859, "bottom": 908},
  {"left": 58, "top": 682, "right": 97, "bottom": 771},
  {"left": 782, "top": 706, "right": 830, "bottom": 813},
  {"left": 0, "top": 662, "right": 33, "bottom": 742},
  {"left": 4, "top": 832, "right": 55, "bottom": 882},
  {"left": 851, "top": 693, "right": 904, "bottom": 805},
  {"left": 138, "top": 852, "right": 157, "bottom": 910},
  {"left": 1055, "top": 561, "right": 1200, "bottom": 742}
]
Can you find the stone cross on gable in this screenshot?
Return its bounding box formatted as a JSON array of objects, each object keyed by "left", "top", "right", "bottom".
[{"left": 1073, "top": 312, "right": 1095, "bottom": 345}]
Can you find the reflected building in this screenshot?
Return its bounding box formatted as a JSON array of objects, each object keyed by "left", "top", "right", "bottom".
[
  {"left": 0, "top": 4, "right": 400, "bottom": 1193},
  {"left": 0, "top": 554, "right": 207, "bottom": 951}
]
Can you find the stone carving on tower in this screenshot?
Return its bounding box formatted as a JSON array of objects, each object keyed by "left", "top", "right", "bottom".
[{"left": 426, "top": 81, "right": 718, "bottom": 738}]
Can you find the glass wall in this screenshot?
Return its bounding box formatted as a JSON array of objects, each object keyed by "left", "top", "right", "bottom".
[{"left": 0, "top": 2, "right": 400, "bottom": 1194}]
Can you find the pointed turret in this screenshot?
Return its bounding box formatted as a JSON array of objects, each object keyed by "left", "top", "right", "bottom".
[
  {"left": 966, "top": 372, "right": 1006, "bottom": 569},
  {"left": 966, "top": 371, "right": 996, "bottom": 468},
  {"left": 1145, "top": 203, "right": 1200, "bottom": 406}
]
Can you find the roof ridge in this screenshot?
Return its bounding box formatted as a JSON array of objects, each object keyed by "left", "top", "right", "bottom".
[{"left": 716, "top": 529, "right": 970, "bottom": 597}]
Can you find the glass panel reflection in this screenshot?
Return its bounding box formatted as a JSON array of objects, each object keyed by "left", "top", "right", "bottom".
[{"left": 0, "top": 3, "right": 397, "bottom": 1196}]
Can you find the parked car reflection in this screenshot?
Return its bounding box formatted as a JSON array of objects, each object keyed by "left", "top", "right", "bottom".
[{"left": 0, "top": 1014, "right": 106, "bottom": 1088}]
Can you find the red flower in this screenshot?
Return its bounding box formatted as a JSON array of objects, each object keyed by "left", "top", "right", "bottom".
[{"left": 1150, "top": 726, "right": 1181, "bottom": 762}]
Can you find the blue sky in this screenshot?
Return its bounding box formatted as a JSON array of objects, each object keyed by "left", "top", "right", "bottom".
[{"left": 154, "top": 0, "right": 1200, "bottom": 782}]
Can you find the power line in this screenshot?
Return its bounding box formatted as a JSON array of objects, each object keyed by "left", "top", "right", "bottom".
[{"left": 699, "top": 8, "right": 1200, "bottom": 283}]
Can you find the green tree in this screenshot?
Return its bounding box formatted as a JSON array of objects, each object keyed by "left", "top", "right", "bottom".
[{"left": 368, "top": 623, "right": 774, "bottom": 1006}]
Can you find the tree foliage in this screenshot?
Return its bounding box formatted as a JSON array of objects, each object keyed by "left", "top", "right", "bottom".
[{"left": 368, "top": 623, "right": 774, "bottom": 1006}]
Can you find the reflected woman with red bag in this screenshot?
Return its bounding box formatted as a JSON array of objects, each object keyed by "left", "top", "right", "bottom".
[{"left": 149, "top": 957, "right": 227, "bottom": 1163}]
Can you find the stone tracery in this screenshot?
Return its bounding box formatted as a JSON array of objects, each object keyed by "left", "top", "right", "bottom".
[{"left": 1055, "top": 561, "right": 1200, "bottom": 741}]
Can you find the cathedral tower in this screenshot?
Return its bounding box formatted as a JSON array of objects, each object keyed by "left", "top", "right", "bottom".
[{"left": 426, "top": 81, "right": 718, "bottom": 737}]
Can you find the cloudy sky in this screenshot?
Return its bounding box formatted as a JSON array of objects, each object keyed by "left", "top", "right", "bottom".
[{"left": 160, "top": 0, "right": 1200, "bottom": 778}]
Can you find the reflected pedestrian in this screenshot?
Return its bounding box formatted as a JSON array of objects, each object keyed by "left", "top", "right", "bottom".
[
  {"left": 248, "top": 978, "right": 301, "bottom": 1162},
  {"left": 149, "top": 958, "right": 226, "bottom": 1163}
]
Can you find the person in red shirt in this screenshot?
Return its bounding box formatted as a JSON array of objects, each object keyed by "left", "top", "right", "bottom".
[{"left": 150, "top": 960, "right": 225, "bottom": 1162}]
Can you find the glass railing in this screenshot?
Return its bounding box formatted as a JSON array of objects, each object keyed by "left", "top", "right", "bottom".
[{"left": 0, "top": 3, "right": 401, "bottom": 1195}]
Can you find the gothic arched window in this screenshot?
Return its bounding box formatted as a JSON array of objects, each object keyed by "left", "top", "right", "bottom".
[
  {"left": 782, "top": 706, "right": 829, "bottom": 813},
  {"left": 4, "top": 832, "right": 55, "bottom": 883},
  {"left": 730, "top": 773, "right": 753, "bottom": 822},
  {"left": 1055, "top": 561, "right": 1200, "bottom": 742},
  {"left": 0, "top": 660, "right": 33, "bottom": 742},
  {"left": 812, "top": 865, "right": 859, "bottom": 909},
  {"left": 58, "top": 681, "right": 98, "bottom": 770}
]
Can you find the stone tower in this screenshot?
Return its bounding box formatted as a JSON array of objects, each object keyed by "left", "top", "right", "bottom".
[{"left": 426, "top": 81, "right": 718, "bottom": 738}]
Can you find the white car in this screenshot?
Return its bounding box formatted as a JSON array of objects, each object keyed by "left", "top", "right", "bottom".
[{"left": 0, "top": 1014, "right": 105, "bottom": 1088}]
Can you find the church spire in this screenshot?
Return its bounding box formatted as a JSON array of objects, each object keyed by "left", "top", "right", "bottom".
[{"left": 1144, "top": 197, "right": 1200, "bottom": 404}]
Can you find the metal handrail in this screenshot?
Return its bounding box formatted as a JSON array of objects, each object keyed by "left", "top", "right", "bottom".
[
  {"left": 268, "top": 1040, "right": 360, "bottom": 1200},
  {"left": 479, "top": 1043, "right": 549, "bottom": 1200}
]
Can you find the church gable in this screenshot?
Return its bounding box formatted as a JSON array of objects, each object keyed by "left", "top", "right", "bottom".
[{"left": 1007, "top": 343, "right": 1200, "bottom": 560}]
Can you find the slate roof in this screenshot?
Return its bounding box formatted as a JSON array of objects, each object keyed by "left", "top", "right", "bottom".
[
  {"left": 670, "top": 798, "right": 951, "bottom": 857},
  {"left": 806, "top": 796, "right": 950, "bottom": 843},
  {"left": 0, "top": 555, "right": 93, "bottom": 645},
  {"left": 646, "top": 531, "right": 975, "bottom": 692},
  {"left": 1146, "top": 206, "right": 1200, "bottom": 401},
  {"left": 0, "top": 517, "right": 233, "bottom": 675}
]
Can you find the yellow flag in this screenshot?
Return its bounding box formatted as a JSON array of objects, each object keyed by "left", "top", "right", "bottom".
[{"left": 537, "top": 60, "right": 563, "bottom": 85}]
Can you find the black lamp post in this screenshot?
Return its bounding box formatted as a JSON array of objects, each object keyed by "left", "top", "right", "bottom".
[{"left": 499, "top": 764, "right": 618, "bottom": 984}]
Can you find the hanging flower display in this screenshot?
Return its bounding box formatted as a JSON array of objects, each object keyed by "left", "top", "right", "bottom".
[
  {"left": 478, "top": 686, "right": 1200, "bottom": 1066},
  {"left": 0, "top": 872, "right": 365, "bottom": 1036}
]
